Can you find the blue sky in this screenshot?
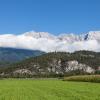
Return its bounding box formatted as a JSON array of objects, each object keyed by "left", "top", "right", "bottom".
[{"left": 0, "top": 0, "right": 100, "bottom": 35}]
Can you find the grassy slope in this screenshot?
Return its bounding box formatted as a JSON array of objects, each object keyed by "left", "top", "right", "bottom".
[{"left": 0, "top": 79, "right": 100, "bottom": 100}]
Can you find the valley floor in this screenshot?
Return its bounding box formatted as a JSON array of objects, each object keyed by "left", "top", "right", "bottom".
[{"left": 0, "top": 79, "right": 100, "bottom": 100}]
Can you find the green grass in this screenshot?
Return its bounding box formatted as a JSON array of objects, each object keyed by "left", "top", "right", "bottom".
[{"left": 0, "top": 79, "right": 100, "bottom": 100}]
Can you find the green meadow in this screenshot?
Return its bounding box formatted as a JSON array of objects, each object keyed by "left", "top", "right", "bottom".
[{"left": 0, "top": 79, "right": 100, "bottom": 100}]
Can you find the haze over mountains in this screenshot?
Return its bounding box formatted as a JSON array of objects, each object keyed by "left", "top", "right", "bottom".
[
  {"left": 0, "top": 31, "right": 100, "bottom": 52},
  {"left": 0, "top": 47, "right": 44, "bottom": 67}
]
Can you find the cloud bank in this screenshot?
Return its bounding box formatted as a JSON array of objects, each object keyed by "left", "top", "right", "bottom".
[{"left": 0, "top": 31, "right": 100, "bottom": 52}]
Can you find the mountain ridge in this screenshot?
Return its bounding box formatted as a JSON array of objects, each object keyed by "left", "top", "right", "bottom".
[
  {"left": 0, "top": 51, "right": 100, "bottom": 78},
  {"left": 0, "top": 31, "right": 100, "bottom": 52},
  {"left": 0, "top": 47, "right": 45, "bottom": 67}
]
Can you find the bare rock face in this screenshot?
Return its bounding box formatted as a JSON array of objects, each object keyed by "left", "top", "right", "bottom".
[
  {"left": 10, "top": 60, "right": 95, "bottom": 77},
  {"left": 47, "top": 60, "right": 95, "bottom": 74},
  {"left": 66, "top": 61, "right": 95, "bottom": 73},
  {"left": 13, "top": 69, "right": 33, "bottom": 75}
]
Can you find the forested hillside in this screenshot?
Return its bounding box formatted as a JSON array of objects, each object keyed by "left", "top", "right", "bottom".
[
  {"left": 0, "top": 47, "right": 45, "bottom": 67},
  {"left": 0, "top": 51, "right": 100, "bottom": 78}
]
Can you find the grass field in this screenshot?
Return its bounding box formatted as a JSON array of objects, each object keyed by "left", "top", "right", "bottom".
[{"left": 0, "top": 79, "right": 100, "bottom": 100}]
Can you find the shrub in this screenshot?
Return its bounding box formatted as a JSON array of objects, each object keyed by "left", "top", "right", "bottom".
[{"left": 63, "top": 75, "right": 100, "bottom": 83}]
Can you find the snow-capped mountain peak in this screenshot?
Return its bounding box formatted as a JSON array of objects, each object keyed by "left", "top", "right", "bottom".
[
  {"left": 0, "top": 31, "right": 100, "bottom": 52},
  {"left": 84, "top": 31, "right": 100, "bottom": 40},
  {"left": 58, "top": 33, "right": 83, "bottom": 42},
  {"left": 24, "top": 31, "right": 55, "bottom": 39},
  {"left": 23, "top": 31, "right": 100, "bottom": 42}
]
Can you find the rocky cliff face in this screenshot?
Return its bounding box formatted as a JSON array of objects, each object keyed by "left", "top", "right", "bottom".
[
  {"left": 66, "top": 61, "right": 94, "bottom": 73},
  {"left": 1, "top": 60, "right": 94, "bottom": 77}
]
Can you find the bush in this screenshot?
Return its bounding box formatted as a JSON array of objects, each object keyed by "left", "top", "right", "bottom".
[{"left": 63, "top": 75, "right": 100, "bottom": 83}]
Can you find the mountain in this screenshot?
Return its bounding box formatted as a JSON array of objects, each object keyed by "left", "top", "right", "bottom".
[
  {"left": 0, "top": 47, "right": 45, "bottom": 67},
  {"left": 0, "top": 31, "right": 100, "bottom": 52},
  {"left": 24, "top": 31, "right": 100, "bottom": 42},
  {"left": 84, "top": 31, "right": 100, "bottom": 41},
  {"left": 24, "top": 31, "right": 56, "bottom": 39},
  {"left": 0, "top": 51, "right": 100, "bottom": 78},
  {"left": 24, "top": 31, "right": 83, "bottom": 42}
]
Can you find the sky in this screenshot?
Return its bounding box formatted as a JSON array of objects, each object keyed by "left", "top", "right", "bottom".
[{"left": 0, "top": 0, "right": 100, "bottom": 35}]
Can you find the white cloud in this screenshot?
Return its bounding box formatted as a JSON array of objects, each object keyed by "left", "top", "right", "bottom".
[{"left": 0, "top": 31, "right": 100, "bottom": 52}]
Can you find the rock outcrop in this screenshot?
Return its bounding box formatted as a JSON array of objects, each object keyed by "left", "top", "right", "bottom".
[{"left": 11, "top": 60, "right": 95, "bottom": 77}]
